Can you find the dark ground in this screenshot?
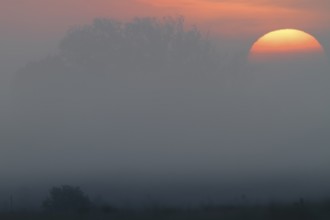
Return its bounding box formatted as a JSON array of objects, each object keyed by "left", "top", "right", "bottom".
[{"left": 2, "top": 200, "right": 330, "bottom": 220}]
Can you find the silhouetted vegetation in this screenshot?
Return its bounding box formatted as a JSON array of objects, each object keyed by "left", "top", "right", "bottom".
[
  {"left": 59, "top": 17, "right": 219, "bottom": 74},
  {"left": 14, "top": 17, "right": 220, "bottom": 102},
  {"left": 42, "top": 185, "right": 92, "bottom": 214},
  {"left": 1, "top": 186, "right": 330, "bottom": 219},
  {"left": 1, "top": 196, "right": 330, "bottom": 220},
  {"left": 12, "top": 16, "right": 223, "bottom": 135}
]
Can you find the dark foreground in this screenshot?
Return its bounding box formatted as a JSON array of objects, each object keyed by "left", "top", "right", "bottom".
[{"left": 2, "top": 201, "right": 330, "bottom": 220}]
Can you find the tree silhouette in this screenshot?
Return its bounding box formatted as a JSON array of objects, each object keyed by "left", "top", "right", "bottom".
[
  {"left": 11, "top": 17, "right": 224, "bottom": 138},
  {"left": 59, "top": 17, "right": 219, "bottom": 74},
  {"left": 42, "top": 185, "right": 92, "bottom": 213}
]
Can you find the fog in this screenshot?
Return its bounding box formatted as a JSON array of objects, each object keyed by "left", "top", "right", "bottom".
[{"left": 1, "top": 17, "right": 330, "bottom": 207}]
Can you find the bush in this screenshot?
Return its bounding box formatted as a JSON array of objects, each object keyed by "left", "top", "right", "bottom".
[{"left": 42, "top": 185, "right": 92, "bottom": 214}]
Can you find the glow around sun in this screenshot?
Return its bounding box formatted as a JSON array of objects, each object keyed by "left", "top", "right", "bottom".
[{"left": 249, "top": 29, "right": 325, "bottom": 62}]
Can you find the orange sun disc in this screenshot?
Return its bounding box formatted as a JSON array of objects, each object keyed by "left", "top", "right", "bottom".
[{"left": 249, "top": 29, "right": 325, "bottom": 63}]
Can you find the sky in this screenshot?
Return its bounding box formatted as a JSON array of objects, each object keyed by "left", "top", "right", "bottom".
[
  {"left": 1, "top": 0, "right": 330, "bottom": 72},
  {"left": 1, "top": 0, "right": 330, "bottom": 206},
  {"left": 1, "top": 0, "right": 330, "bottom": 79},
  {"left": 1, "top": 0, "right": 330, "bottom": 35}
]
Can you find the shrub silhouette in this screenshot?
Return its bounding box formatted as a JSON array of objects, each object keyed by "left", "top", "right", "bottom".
[{"left": 42, "top": 185, "right": 92, "bottom": 213}]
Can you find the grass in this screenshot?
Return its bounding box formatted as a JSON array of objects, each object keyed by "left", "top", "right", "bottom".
[{"left": 1, "top": 200, "right": 330, "bottom": 220}]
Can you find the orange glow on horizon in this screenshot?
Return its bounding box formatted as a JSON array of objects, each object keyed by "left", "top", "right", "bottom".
[
  {"left": 0, "top": 0, "right": 327, "bottom": 38},
  {"left": 137, "top": 0, "right": 324, "bottom": 36},
  {"left": 249, "top": 29, "right": 325, "bottom": 62}
]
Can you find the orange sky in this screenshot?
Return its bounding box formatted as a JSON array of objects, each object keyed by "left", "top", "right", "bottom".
[
  {"left": 0, "top": 0, "right": 329, "bottom": 92},
  {"left": 1, "top": 0, "right": 329, "bottom": 38}
]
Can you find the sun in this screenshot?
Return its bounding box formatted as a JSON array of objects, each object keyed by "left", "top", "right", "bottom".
[{"left": 249, "top": 29, "right": 325, "bottom": 63}]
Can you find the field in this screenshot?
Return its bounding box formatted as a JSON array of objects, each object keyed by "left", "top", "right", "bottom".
[{"left": 1, "top": 200, "right": 330, "bottom": 220}]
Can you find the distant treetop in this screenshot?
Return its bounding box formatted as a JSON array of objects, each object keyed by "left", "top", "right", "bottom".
[{"left": 59, "top": 17, "right": 220, "bottom": 74}]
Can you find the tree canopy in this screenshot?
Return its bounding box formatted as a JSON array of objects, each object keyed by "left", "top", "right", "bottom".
[
  {"left": 12, "top": 17, "right": 224, "bottom": 137},
  {"left": 59, "top": 17, "right": 219, "bottom": 74}
]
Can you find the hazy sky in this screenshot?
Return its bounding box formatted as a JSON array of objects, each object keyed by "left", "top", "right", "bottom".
[
  {"left": 1, "top": 0, "right": 330, "bottom": 65},
  {"left": 1, "top": 0, "right": 330, "bottom": 75},
  {"left": 1, "top": 0, "right": 330, "bottom": 204},
  {"left": 1, "top": 0, "right": 330, "bottom": 35}
]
